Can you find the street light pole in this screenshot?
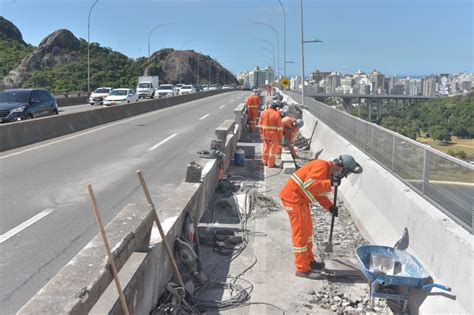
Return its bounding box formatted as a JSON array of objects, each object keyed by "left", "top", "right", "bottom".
[
  {"left": 278, "top": 0, "right": 287, "bottom": 77},
  {"left": 87, "top": 0, "right": 99, "bottom": 94},
  {"left": 260, "top": 46, "right": 275, "bottom": 73},
  {"left": 148, "top": 23, "right": 174, "bottom": 59},
  {"left": 256, "top": 39, "right": 276, "bottom": 73},
  {"left": 253, "top": 22, "right": 280, "bottom": 78},
  {"left": 300, "top": 0, "right": 322, "bottom": 108}
]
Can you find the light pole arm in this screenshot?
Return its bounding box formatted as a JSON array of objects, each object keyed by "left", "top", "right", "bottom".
[
  {"left": 253, "top": 22, "right": 280, "bottom": 78},
  {"left": 87, "top": 0, "right": 99, "bottom": 94},
  {"left": 148, "top": 23, "right": 175, "bottom": 58}
]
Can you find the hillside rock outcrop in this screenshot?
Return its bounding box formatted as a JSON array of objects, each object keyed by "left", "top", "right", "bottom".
[
  {"left": 0, "top": 16, "right": 24, "bottom": 43},
  {"left": 2, "top": 29, "right": 81, "bottom": 89},
  {"left": 145, "top": 49, "right": 237, "bottom": 85}
]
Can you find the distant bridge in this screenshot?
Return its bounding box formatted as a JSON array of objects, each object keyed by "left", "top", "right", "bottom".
[{"left": 303, "top": 90, "right": 440, "bottom": 121}]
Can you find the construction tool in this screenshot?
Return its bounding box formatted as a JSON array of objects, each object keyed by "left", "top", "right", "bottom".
[
  {"left": 87, "top": 184, "right": 130, "bottom": 315},
  {"left": 136, "top": 170, "right": 185, "bottom": 288},
  {"left": 303, "top": 120, "right": 318, "bottom": 150},
  {"left": 325, "top": 155, "right": 363, "bottom": 253},
  {"left": 324, "top": 181, "right": 339, "bottom": 253}
]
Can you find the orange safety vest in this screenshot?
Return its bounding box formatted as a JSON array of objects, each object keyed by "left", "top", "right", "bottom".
[
  {"left": 258, "top": 108, "right": 283, "bottom": 140},
  {"left": 279, "top": 159, "right": 333, "bottom": 209},
  {"left": 282, "top": 116, "right": 298, "bottom": 143},
  {"left": 245, "top": 95, "right": 259, "bottom": 111}
]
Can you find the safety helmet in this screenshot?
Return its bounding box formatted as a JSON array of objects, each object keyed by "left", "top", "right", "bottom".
[
  {"left": 270, "top": 101, "right": 282, "bottom": 109},
  {"left": 295, "top": 119, "right": 304, "bottom": 129},
  {"left": 335, "top": 155, "right": 363, "bottom": 174},
  {"left": 280, "top": 109, "right": 289, "bottom": 117}
]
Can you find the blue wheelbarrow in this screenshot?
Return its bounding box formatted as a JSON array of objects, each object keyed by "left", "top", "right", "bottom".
[{"left": 355, "top": 245, "right": 451, "bottom": 311}]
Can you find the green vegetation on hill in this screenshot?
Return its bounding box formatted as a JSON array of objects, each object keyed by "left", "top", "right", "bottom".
[
  {"left": 0, "top": 17, "right": 35, "bottom": 77},
  {"left": 23, "top": 39, "right": 148, "bottom": 92},
  {"left": 354, "top": 93, "right": 474, "bottom": 142}
]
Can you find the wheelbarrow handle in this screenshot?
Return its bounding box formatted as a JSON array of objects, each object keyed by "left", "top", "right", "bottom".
[{"left": 422, "top": 283, "right": 451, "bottom": 291}]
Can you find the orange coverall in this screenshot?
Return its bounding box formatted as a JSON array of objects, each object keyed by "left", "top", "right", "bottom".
[
  {"left": 279, "top": 160, "right": 334, "bottom": 272},
  {"left": 245, "top": 94, "right": 260, "bottom": 133},
  {"left": 282, "top": 116, "right": 298, "bottom": 157},
  {"left": 258, "top": 107, "right": 283, "bottom": 167}
]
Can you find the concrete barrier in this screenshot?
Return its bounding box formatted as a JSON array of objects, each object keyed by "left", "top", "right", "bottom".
[
  {"left": 0, "top": 90, "right": 230, "bottom": 152},
  {"left": 294, "top": 93, "right": 472, "bottom": 314},
  {"left": 18, "top": 103, "right": 247, "bottom": 314}
]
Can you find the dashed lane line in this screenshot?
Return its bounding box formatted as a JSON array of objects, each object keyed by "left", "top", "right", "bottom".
[
  {"left": 147, "top": 133, "right": 179, "bottom": 152},
  {"left": 0, "top": 208, "right": 55, "bottom": 244},
  {"left": 199, "top": 114, "right": 210, "bottom": 120},
  {"left": 219, "top": 105, "right": 226, "bottom": 109}
]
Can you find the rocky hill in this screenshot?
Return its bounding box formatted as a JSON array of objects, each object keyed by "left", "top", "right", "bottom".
[
  {"left": 0, "top": 16, "right": 34, "bottom": 79},
  {"left": 0, "top": 18, "right": 237, "bottom": 92}
]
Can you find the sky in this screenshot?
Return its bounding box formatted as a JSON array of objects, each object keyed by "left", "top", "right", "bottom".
[{"left": 1, "top": 0, "right": 473, "bottom": 77}]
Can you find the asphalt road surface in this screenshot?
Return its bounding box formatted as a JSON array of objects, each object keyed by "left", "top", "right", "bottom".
[{"left": 0, "top": 91, "right": 247, "bottom": 314}]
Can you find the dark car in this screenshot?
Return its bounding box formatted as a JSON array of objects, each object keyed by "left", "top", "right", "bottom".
[{"left": 0, "top": 89, "right": 59, "bottom": 123}]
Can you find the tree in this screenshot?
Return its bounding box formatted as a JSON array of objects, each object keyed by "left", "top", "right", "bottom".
[{"left": 429, "top": 124, "right": 451, "bottom": 143}]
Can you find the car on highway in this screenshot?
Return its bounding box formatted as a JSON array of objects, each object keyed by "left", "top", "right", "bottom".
[
  {"left": 175, "top": 83, "right": 184, "bottom": 94},
  {"left": 222, "top": 85, "right": 231, "bottom": 90},
  {"left": 179, "top": 85, "right": 196, "bottom": 95},
  {"left": 0, "top": 88, "right": 58, "bottom": 123},
  {"left": 89, "top": 87, "right": 113, "bottom": 105},
  {"left": 154, "top": 84, "right": 177, "bottom": 98},
  {"left": 103, "top": 88, "right": 139, "bottom": 106},
  {"left": 202, "top": 85, "right": 209, "bottom": 91}
]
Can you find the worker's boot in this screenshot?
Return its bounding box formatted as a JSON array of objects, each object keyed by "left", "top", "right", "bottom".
[
  {"left": 295, "top": 270, "right": 325, "bottom": 280},
  {"left": 310, "top": 261, "right": 326, "bottom": 270}
]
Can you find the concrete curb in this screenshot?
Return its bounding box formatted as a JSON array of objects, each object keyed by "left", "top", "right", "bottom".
[{"left": 0, "top": 90, "right": 230, "bottom": 152}]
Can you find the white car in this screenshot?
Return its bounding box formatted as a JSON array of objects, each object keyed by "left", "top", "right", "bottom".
[
  {"left": 154, "top": 84, "right": 177, "bottom": 98},
  {"left": 202, "top": 85, "right": 209, "bottom": 91},
  {"left": 179, "top": 85, "right": 196, "bottom": 95},
  {"left": 103, "top": 89, "right": 139, "bottom": 106},
  {"left": 222, "top": 85, "right": 231, "bottom": 90},
  {"left": 89, "top": 87, "right": 113, "bottom": 105}
]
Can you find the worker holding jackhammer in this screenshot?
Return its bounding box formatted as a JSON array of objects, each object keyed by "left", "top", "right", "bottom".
[
  {"left": 279, "top": 155, "right": 362, "bottom": 279},
  {"left": 258, "top": 101, "right": 284, "bottom": 167},
  {"left": 245, "top": 89, "right": 260, "bottom": 133}
]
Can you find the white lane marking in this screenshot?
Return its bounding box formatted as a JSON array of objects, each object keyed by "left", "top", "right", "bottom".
[
  {"left": 0, "top": 94, "right": 226, "bottom": 160},
  {"left": 147, "top": 133, "right": 178, "bottom": 152},
  {"left": 219, "top": 105, "right": 226, "bottom": 109},
  {"left": 199, "top": 114, "right": 210, "bottom": 120},
  {"left": 0, "top": 208, "right": 54, "bottom": 244},
  {"left": 230, "top": 100, "right": 235, "bottom": 103}
]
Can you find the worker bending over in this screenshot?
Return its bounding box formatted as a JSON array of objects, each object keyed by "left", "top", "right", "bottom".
[
  {"left": 281, "top": 113, "right": 304, "bottom": 159},
  {"left": 258, "top": 101, "right": 283, "bottom": 168},
  {"left": 278, "top": 155, "right": 362, "bottom": 279},
  {"left": 245, "top": 90, "right": 260, "bottom": 133}
]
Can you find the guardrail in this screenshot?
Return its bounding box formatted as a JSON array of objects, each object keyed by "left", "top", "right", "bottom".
[
  {"left": 0, "top": 90, "right": 231, "bottom": 152},
  {"left": 287, "top": 91, "right": 474, "bottom": 232}
]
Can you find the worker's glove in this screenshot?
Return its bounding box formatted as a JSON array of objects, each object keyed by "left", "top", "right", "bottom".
[
  {"left": 329, "top": 205, "right": 339, "bottom": 217},
  {"left": 331, "top": 174, "right": 342, "bottom": 187}
]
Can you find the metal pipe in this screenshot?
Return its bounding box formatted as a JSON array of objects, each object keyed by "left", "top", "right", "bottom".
[{"left": 300, "top": 0, "right": 305, "bottom": 107}]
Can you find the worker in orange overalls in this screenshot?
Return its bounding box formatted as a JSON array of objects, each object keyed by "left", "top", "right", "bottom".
[
  {"left": 278, "top": 158, "right": 343, "bottom": 279},
  {"left": 258, "top": 101, "right": 283, "bottom": 167},
  {"left": 282, "top": 115, "right": 304, "bottom": 158},
  {"left": 245, "top": 90, "right": 260, "bottom": 133}
]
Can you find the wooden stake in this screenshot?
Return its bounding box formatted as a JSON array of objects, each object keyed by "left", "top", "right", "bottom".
[
  {"left": 136, "top": 170, "right": 185, "bottom": 288},
  {"left": 87, "top": 184, "right": 130, "bottom": 315}
]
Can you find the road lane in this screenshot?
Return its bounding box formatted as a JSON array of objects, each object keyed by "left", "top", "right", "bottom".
[{"left": 0, "top": 91, "right": 247, "bottom": 314}]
